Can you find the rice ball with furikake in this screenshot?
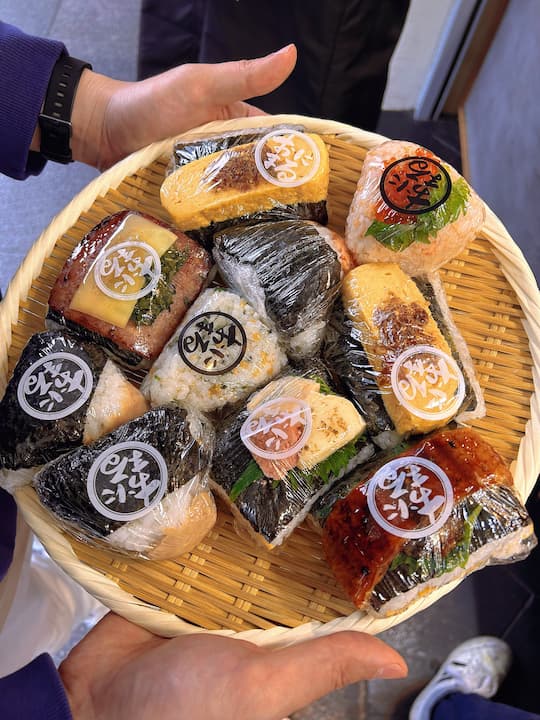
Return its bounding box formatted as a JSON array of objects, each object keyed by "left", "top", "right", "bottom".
[{"left": 141, "top": 289, "right": 287, "bottom": 413}]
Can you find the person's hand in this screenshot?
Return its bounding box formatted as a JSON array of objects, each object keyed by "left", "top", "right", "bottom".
[
  {"left": 61, "top": 44, "right": 297, "bottom": 171},
  {"left": 59, "top": 612, "right": 407, "bottom": 720}
]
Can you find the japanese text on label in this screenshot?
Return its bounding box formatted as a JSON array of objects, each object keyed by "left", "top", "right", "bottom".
[
  {"left": 87, "top": 441, "right": 168, "bottom": 522},
  {"left": 178, "top": 311, "right": 247, "bottom": 375},
  {"left": 380, "top": 156, "right": 452, "bottom": 215},
  {"left": 241, "top": 397, "right": 312, "bottom": 460},
  {"left": 94, "top": 240, "right": 161, "bottom": 301},
  {"left": 391, "top": 345, "right": 465, "bottom": 420},
  {"left": 254, "top": 130, "right": 320, "bottom": 187},
  {"left": 17, "top": 351, "right": 93, "bottom": 421},
  {"left": 367, "top": 457, "right": 453, "bottom": 539}
]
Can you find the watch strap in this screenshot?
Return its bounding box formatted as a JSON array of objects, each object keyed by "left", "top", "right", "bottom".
[{"left": 39, "top": 55, "right": 92, "bottom": 164}]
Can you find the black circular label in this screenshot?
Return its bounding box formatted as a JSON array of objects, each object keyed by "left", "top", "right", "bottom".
[
  {"left": 178, "top": 311, "right": 247, "bottom": 376},
  {"left": 379, "top": 156, "right": 452, "bottom": 215},
  {"left": 17, "top": 351, "right": 93, "bottom": 420}
]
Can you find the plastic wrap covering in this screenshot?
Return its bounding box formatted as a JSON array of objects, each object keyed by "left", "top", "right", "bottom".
[
  {"left": 34, "top": 405, "right": 217, "bottom": 560},
  {"left": 211, "top": 361, "right": 375, "bottom": 549},
  {"left": 345, "top": 140, "right": 485, "bottom": 275},
  {"left": 160, "top": 125, "right": 330, "bottom": 247},
  {"left": 214, "top": 220, "right": 353, "bottom": 359},
  {"left": 141, "top": 288, "right": 287, "bottom": 413},
  {"left": 322, "top": 263, "right": 485, "bottom": 446},
  {"left": 170, "top": 124, "right": 305, "bottom": 171},
  {"left": 0, "top": 330, "right": 148, "bottom": 472},
  {"left": 47, "top": 210, "right": 211, "bottom": 367},
  {"left": 320, "top": 428, "right": 537, "bottom": 617}
]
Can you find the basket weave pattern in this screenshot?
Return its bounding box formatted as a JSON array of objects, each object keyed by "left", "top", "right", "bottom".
[{"left": 1, "top": 116, "right": 539, "bottom": 646}]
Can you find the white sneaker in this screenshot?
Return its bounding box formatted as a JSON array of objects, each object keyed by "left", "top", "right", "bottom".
[{"left": 409, "top": 636, "right": 512, "bottom": 720}]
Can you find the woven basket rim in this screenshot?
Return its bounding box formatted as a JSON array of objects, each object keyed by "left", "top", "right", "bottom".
[{"left": 2, "top": 114, "right": 540, "bottom": 646}]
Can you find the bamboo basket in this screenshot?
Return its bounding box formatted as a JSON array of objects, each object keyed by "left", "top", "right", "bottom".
[{"left": 1, "top": 116, "right": 539, "bottom": 648}]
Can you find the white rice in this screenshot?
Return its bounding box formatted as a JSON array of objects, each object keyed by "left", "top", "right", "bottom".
[
  {"left": 107, "top": 474, "right": 210, "bottom": 554},
  {"left": 141, "top": 289, "right": 287, "bottom": 412}
]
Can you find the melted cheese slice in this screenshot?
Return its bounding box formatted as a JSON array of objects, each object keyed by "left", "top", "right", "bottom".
[{"left": 69, "top": 214, "right": 177, "bottom": 327}]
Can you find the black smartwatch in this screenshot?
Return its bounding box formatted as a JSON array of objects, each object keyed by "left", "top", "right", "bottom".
[{"left": 38, "top": 55, "right": 92, "bottom": 164}]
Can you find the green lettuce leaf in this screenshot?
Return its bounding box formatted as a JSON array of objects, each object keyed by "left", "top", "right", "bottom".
[
  {"left": 308, "top": 439, "right": 360, "bottom": 486},
  {"left": 366, "top": 177, "right": 470, "bottom": 252},
  {"left": 389, "top": 503, "right": 483, "bottom": 578},
  {"left": 229, "top": 461, "right": 264, "bottom": 502},
  {"left": 228, "top": 439, "right": 361, "bottom": 501}
]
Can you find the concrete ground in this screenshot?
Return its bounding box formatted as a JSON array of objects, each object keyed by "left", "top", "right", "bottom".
[{"left": 1, "top": 3, "right": 539, "bottom": 718}]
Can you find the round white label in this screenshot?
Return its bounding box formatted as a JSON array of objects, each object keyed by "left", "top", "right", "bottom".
[
  {"left": 240, "top": 397, "right": 312, "bottom": 460},
  {"left": 87, "top": 441, "right": 168, "bottom": 522},
  {"left": 94, "top": 240, "right": 161, "bottom": 301},
  {"left": 254, "top": 129, "right": 321, "bottom": 187},
  {"left": 17, "top": 351, "right": 94, "bottom": 420},
  {"left": 367, "top": 456, "right": 454, "bottom": 539},
  {"left": 390, "top": 345, "right": 466, "bottom": 421}
]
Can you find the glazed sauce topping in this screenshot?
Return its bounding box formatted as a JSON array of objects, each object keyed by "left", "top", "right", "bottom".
[
  {"left": 204, "top": 146, "right": 263, "bottom": 192},
  {"left": 322, "top": 428, "right": 512, "bottom": 607},
  {"left": 372, "top": 294, "right": 435, "bottom": 381}
]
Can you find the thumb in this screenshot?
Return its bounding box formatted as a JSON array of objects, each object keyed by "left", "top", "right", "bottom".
[
  {"left": 257, "top": 631, "right": 407, "bottom": 719},
  {"left": 200, "top": 44, "right": 297, "bottom": 106}
]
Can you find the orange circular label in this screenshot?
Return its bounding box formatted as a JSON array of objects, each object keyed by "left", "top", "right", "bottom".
[
  {"left": 391, "top": 345, "right": 465, "bottom": 421},
  {"left": 380, "top": 156, "right": 451, "bottom": 215}
]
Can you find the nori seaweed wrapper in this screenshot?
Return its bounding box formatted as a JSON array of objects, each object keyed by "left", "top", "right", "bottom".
[
  {"left": 370, "top": 485, "right": 534, "bottom": 611},
  {"left": 170, "top": 124, "right": 306, "bottom": 171},
  {"left": 0, "top": 330, "right": 108, "bottom": 470},
  {"left": 413, "top": 276, "right": 477, "bottom": 415},
  {"left": 214, "top": 220, "right": 341, "bottom": 358},
  {"left": 320, "top": 427, "right": 536, "bottom": 614},
  {"left": 322, "top": 299, "right": 393, "bottom": 436},
  {"left": 189, "top": 202, "right": 328, "bottom": 250},
  {"left": 34, "top": 404, "right": 212, "bottom": 538}
]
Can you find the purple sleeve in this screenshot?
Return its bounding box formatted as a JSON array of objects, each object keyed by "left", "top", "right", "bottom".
[
  {"left": 0, "top": 496, "right": 73, "bottom": 718},
  {"left": 0, "top": 654, "right": 73, "bottom": 720},
  {"left": 0, "top": 22, "right": 66, "bottom": 180},
  {"left": 0, "top": 488, "right": 17, "bottom": 582}
]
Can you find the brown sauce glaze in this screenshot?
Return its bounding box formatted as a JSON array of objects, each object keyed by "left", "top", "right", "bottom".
[
  {"left": 372, "top": 294, "right": 435, "bottom": 382},
  {"left": 322, "top": 428, "right": 513, "bottom": 608},
  {"left": 204, "top": 146, "right": 262, "bottom": 192}
]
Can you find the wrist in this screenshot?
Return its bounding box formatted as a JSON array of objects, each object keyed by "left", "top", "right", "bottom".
[
  {"left": 59, "top": 661, "right": 94, "bottom": 720},
  {"left": 31, "top": 69, "right": 124, "bottom": 169},
  {"left": 71, "top": 70, "right": 124, "bottom": 168}
]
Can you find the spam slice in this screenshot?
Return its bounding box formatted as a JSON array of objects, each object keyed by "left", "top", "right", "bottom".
[{"left": 47, "top": 210, "right": 211, "bottom": 367}]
